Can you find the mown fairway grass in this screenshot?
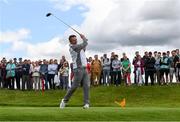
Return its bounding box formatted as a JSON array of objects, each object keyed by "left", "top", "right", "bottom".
[
  {"left": 0, "top": 107, "right": 180, "bottom": 121},
  {"left": 0, "top": 84, "right": 180, "bottom": 121}
]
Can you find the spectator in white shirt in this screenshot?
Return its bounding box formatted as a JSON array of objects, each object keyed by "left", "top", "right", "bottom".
[{"left": 48, "top": 59, "right": 58, "bottom": 89}]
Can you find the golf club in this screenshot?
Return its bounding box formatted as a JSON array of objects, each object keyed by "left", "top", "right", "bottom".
[{"left": 46, "top": 13, "right": 81, "bottom": 35}]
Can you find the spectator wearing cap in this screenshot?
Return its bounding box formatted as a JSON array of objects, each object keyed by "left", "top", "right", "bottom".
[
  {"left": 6, "top": 59, "right": 16, "bottom": 89},
  {"left": 160, "top": 52, "right": 170, "bottom": 85},
  {"left": 22, "top": 60, "right": 31, "bottom": 90},
  {"left": 15, "top": 58, "right": 23, "bottom": 90},
  {"left": 144, "top": 52, "right": 156, "bottom": 86}
]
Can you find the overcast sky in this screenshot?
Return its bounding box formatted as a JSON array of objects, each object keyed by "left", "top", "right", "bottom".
[{"left": 0, "top": 0, "right": 180, "bottom": 61}]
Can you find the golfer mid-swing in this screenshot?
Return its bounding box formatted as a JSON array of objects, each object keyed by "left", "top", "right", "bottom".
[{"left": 60, "top": 34, "right": 90, "bottom": 109}]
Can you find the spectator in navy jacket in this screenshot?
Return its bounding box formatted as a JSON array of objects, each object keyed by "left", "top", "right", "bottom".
[
  {"left": 144, "top": 52, "right": 156, "bottom": 86},
  {"left": 22, "top": 60, "right": 31, "bottom": 90},
  {"left": 40, "top": 59, "right": 48, "bottom": 90},
  {"left": 15, "top": 58, "right": 23, "bottom": 90}
]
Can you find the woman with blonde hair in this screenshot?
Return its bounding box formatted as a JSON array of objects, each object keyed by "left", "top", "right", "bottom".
[
  {"left": 32, "top": 61, "right": 40, "bottom": 90},
  {"left": 59, "top": 61, "right": 69, "bottom": 90}
]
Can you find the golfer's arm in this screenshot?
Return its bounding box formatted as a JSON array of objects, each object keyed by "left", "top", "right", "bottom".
[{"left": 71, "top": 38, "right": 88, "bottom": 52}]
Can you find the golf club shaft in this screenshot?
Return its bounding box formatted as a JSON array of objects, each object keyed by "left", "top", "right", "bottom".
[{"left": 52, "top": 14, "right": 81, "bottom": 35}]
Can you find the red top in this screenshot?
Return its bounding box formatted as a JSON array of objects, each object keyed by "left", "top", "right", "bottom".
[{"left": 86, "top": 63, "right": 91, "bottom": 74}]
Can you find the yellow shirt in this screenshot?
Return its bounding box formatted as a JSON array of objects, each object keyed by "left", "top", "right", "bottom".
[{"left": 91, "top": 60, "right": 102, "bottom": 72}]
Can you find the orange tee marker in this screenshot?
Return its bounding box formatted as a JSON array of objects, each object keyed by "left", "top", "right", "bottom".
[{"left": 115, "top": 98, "right": 126, "bottom": 108}]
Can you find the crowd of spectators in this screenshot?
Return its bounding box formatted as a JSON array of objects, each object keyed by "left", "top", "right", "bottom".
[{"left": 0, "top": 49, "right": 180, "bottom": 90}]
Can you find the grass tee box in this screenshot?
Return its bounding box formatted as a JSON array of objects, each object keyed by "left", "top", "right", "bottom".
[
  {"left": 0, "top": 107, "right": 180, "bottom": 121},
  {"left": 0, "top": 85, "right": 180, "bottom": 121}
]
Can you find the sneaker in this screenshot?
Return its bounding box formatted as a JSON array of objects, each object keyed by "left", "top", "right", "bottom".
[
  {"left": 83, "top": 104, "right": 90, "bottom": 109},
  {"left": 59, "top": 99, "right": 66, "bottom": 109}
]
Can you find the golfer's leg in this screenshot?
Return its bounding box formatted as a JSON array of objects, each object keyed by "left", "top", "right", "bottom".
[
  {"left": 63, "top": 69, "right": 83, "bottom": 103},
  {"left": 82, "top": 69, "right": 90, "bottom": 105}
]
